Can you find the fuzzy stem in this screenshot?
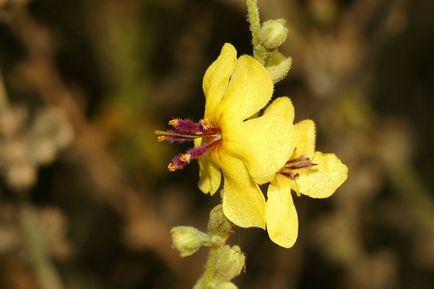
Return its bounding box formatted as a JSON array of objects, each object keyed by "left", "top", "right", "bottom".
[
  {"left": 246, "top": 0, "right": 267, "bottom": 64},
  {"left": 19, "top": 197, "right": 64, "bottom": 289},
  {"left": 192, "top": 205, "right": 245, "bottom": 288}
]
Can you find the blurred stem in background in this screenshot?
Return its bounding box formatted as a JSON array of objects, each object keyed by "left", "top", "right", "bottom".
[
  {"left": 0, "top": 0, "right": 192, "bottom": 285},
  {"left": 0, "top": 74, "right": 64, "bottom": 289},
  {"left": 19, "top": 196, "right": 64, "bottom": 289},
  {"left": 0, "top": 71, "right": 8, "bottom": 111}
]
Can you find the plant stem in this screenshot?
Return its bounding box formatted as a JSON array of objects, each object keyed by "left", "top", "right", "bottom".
[
  {"left": 0, "top": 70, "right": 9, "bottom": 112},
  {"left": 246, "top": 0, "right": 266, "bottom": 64},
  {"left": 190, "top": 205, "right": 245, "bottom": 288},
  {"left": 19, "top": 197, "right": 64, "bottom": 289}
]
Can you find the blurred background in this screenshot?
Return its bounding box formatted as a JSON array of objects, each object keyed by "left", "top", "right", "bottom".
[{"left": 0, "top": 0, "right": 433, "bottom": 288}]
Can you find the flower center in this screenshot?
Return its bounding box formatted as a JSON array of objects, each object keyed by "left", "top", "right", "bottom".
[
  {"left": 155, "top": 118, "right": 221, "bottom": 171},
  {"left": 278, "top": 154, "right": 318, "bottom": 180}
]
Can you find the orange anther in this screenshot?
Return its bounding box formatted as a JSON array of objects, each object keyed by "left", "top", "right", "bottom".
[
  {"left": 179, "top": 153, "right": 191, "bottom": 163},
  {"left": 168, "top": 162, "right": 177, "bottom": 171},
  {"left": 168, "top": 119, "right": 180, "bottom": 127},
  {"left": 200, "top": 119, "right": 210, "bottom": 129}
]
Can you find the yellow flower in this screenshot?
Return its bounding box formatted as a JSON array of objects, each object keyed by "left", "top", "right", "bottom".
[
  {"left": 265, "top": 119, "right": 348, "bottom": 248},
  {"left": 156, "top": 43, "right": 296, "bottom": 229}
]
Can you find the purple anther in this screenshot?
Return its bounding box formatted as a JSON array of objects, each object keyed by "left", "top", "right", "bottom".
[
  {"left": 184, "top": 141, "right": 217, "bottom": 161},
  {"left": 169, "top": 119, "right": 204, "bottom": 134},
  {"left": 286, "top": 155, "right": 310, "bottom": 164},
  {"left": 165, "top": 133, "right": 193, "bottom": 143},
  {"left": 286, "top": 161, "right": 317, "bottom": 170},
  {"left": 280, "top": 171, "right": 300, "bottom": 180}
]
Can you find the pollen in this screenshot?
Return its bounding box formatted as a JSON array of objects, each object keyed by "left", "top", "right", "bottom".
[
  {"left": 168, "top": 119, "right": 180, "bottom": 127},
  {"left": 168, "top": 162, "right": 177, "bottom": 172},
  {"left": 200, "top": 119, "right": 210, "bottom": 130},
  {"left": 158, "top": 136, "right": 170, "bottom": 142},
  {"left": 180, "top": 153, "right": 191, "bottom": 163}
]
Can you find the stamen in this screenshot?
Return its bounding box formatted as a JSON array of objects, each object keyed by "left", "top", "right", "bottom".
[
  {"left": 156, "top": 132, "right": 196, "bottom": 143},
  {"left": 168, "top": 119, "right": 179, "bottom": 127},
  {"left": 200, "top": 119, "right": 210, "bottom": 131},
  {"left": 179, "top": 153, "right": 191, "bottom": 163},
  {"left": 168, "top": 163, "right": 178, "bottom": 171},
  {"left": 158, "top": 136, "right": 170, "bottom": 142},
  {"left": 168, "top": 118, "right": 204, "bottom": 134},
  {"left": 279, "top": 171, "right": 300, "bottom": 180},
  {"left": 286, "top": 155, "right": 310, "bottom": 164},
  {"left": 286, "top": 161, "right": 318, "bottom": 170},
  {"left": 168, "top": 155, "right": 188, "bottom": 171},
  {"left": 167, "top": 141, "right": 220, "bottom": 171},
  {"left": 279, "top": 153, "right": 319, "bottom": 180},
  {"left": 154, "top": 130, "right": 201, "bottom": 139},
  {"left": 156, "top": 118, "right": 222, "bottom": 171}
]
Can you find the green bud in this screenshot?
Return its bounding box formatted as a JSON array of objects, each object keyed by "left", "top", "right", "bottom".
[
  {"left": 259, "top": 19, "right": 288, "bottom": 50},
  {"left": 267, "top": 56, "right": 292, "bottom": 83},
  {"left": 207, "top": 205, "right": 233, "bottom": 239},
  {"left": 171, "top": 226, "right": 209, "bottom": 257},
  {"left": 266, "top": 50, "right": 286, "bottom": 66},
  {"left": 217, "top": 282, "right": 238, "bottom": 289},
  {"left": 213, "top": 245, "right": 245, "bottom": 281}
]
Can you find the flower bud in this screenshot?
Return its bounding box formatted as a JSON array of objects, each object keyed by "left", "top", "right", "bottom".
[
  {"left": 267, "top": 55, "right": 292, "bottom": 83},
  {"left": 259, "top": 19, "right": 288, "bottom": 50},
  {"left": 213, "top": 245, "right": 245, "bottom": 281},
  {"left": 207, "top": 205, "right": 233, "bottom": 239},
  {"left": 217, "top": 282, "right": 238, "bottom": 289},
  {"left": 171, "top": 226, "right": 209, "bottom": 257}
]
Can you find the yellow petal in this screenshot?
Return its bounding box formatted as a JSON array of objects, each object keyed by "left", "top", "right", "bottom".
[
  {"left": 294, "top": 152, "right": 348, "bottom": 198},
  {"left": 224, "top": 97, "right": 296, "bottom": 180},
  {"left": 215, "top": 55, "right": 273, "bottom": 124},
  {"left": 265, "top": 175, "right": 298, "bottom": 248},
  {"left": 195, "top": 138, "right": 221, "bottom": 195},
  {"left": 197, "top": 154, "right": 221, "bottom": 196},
  {"left": 293, "top": 119, "right": 316, "bottom": 158},
  {"left": 203, "top": 43, "right": 237, "bottom": 120},
  {"left": 263, "top": 96, "right": 295, "bottom": 123},
  {"left": 218, "top": 153, "right": 266, "bottom": 229}
]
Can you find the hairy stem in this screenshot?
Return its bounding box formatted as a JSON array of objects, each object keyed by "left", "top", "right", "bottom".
[
  {"left": 246, "top": 0, "right": 267, "bottom": 63},
  {"left": 189, "top": 205, "right": 245, "bottom": 288}
]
